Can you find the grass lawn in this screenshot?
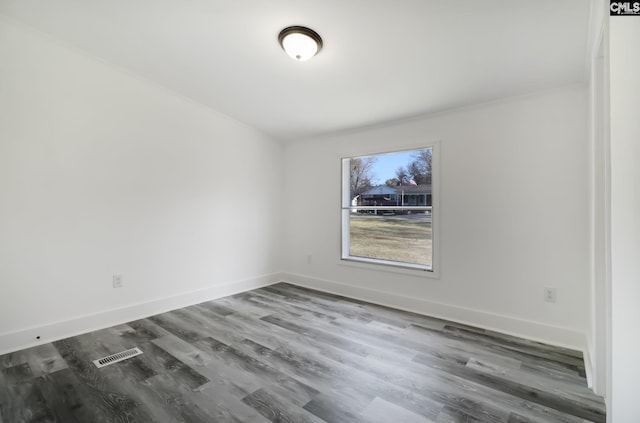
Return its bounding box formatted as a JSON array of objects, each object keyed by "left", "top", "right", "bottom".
[{"left": 349, "top": 214, "right": 432, "bottom": 266}]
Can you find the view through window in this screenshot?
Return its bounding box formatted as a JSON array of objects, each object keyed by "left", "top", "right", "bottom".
[{"left": 341, "top": 147, "right": 434, "bottom": 270}]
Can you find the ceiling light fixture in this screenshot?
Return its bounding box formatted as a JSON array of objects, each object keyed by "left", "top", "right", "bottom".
[{"left": 278, "top": 26, "right": 323, "bottom": 61}]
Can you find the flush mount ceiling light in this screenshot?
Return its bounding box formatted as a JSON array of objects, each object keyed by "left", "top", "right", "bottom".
[{"left": 278, "top": 26, "right": 323, "bottom": 61}]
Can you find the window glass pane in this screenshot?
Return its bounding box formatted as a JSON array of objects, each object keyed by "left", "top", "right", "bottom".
[
  {"left": 349, "top": 212, "right": 432, "bottom": 267},
  {"left": 349, "top": 148, "right": 432, "bottom": 201},
  {"left": 343, "top": 147, "right": 434, "bottom": 269}
]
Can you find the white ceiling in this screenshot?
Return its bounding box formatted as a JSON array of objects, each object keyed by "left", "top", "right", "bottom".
[{"left": 0, "top": 0, "right": 591, "bottom": 141}]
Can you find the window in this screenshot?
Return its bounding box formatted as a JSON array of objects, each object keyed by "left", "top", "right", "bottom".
[{"left": 341, "top": 146, "right": 437, "bottom": 271}]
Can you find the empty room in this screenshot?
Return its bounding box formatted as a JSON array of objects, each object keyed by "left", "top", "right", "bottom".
[{"left": 1, "top": 0, "right": 638, "bottom": 422}]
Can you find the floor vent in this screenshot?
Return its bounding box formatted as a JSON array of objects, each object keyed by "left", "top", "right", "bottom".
[{"left": 93, "top": 347, "right": 143, "bottom": 368}]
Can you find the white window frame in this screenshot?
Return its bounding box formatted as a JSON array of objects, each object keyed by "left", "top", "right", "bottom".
[{"left": 340, "top": 143, "right": 440, "bottom": 276}]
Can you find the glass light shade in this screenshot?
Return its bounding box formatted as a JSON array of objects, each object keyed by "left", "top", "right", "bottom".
[
  {"left": 278, "top": 26, "right": 323, "bottom": 61},
  {"left": 282, "top": 32, "right": 318, "bottom": 61}
]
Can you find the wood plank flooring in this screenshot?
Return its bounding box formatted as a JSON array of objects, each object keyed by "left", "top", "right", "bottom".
[{"left": 0, "top": 283, "right": 606, "bottom": 422}]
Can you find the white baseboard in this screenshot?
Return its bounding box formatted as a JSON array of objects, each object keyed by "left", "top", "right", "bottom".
[
  {"left": 281, "top": 272, "right": 588, "bottom": 352},
  {"left": 0, "top": 273, "right": 283, "bottom": 355},
  {"left": 584, "top": 334, "right": 608, "bottom": 397},
  {"left": 2, "top": 271, "right": 589, "bottom": 361},
  {"left": 584, "top": 346, "right": 594, "bottom": 389}
]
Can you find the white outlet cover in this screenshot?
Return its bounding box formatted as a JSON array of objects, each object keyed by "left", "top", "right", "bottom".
[
  {"left": 544, "top": 287, "right": 556, "bottom": 303},
  {"left": 113, "top": 274, "right": 124, "bottom": 288}
]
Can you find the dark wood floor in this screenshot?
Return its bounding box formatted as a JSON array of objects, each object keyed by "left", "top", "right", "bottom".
[{"left": 0, "top": 283, "right": 606, "bottom": 422}]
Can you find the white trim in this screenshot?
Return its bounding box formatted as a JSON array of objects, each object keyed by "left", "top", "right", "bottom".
[
  {"left": 584, "top": 346, "right": 595, "bottom": 390},
  {"left": 4, "top": 271, "right": 591, "bottom": 371},
  {"left": 340, "top": 143, "right": 440, "bottom": 277},
  {"left": 346, "top": 206, "right": 432, "bottom": 211},
  {"left": 431, "top": 141, "right": 441, "bottom": 277},
  {"left": 281, "top": 272, "right": 588, "bottom": 352},
  {"left": 340, "top": 256, "right": 433, "bottom": 273},
  {"left": 0, "top": 273, "right": 283, "bottom": 355},
  {"left": 585, "top": 0, "right": 609, "bottom": 398}
]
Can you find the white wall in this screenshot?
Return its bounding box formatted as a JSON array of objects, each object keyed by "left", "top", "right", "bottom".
[
  {"left": 608, "top": 17, "right": 640, "bottom": 423},
  {"left": 0, "top": 17, "right": 284, "bottom": 353},
  {"left": 284, "top": 85, "right": 590, "bottom": 349}
]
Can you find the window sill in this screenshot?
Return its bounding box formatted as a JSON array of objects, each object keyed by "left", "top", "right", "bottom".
[{"left": 339, "top": 257, "right": 440, "bottom": 279}]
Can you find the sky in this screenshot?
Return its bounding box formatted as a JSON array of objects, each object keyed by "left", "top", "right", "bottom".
[{"left": 363, "top": 150, "right": 417, "bottom": 185}]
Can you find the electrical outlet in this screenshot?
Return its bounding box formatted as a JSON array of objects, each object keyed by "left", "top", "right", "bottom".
[
  {"left": 307, "top": 254, "right": 312, "bottom": 264},
  {"left": 113, "top": 274, "right": 124, "bottom": 288},
  {"left": 543, "top": 287, "right": 556, "bottom": 303}
]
